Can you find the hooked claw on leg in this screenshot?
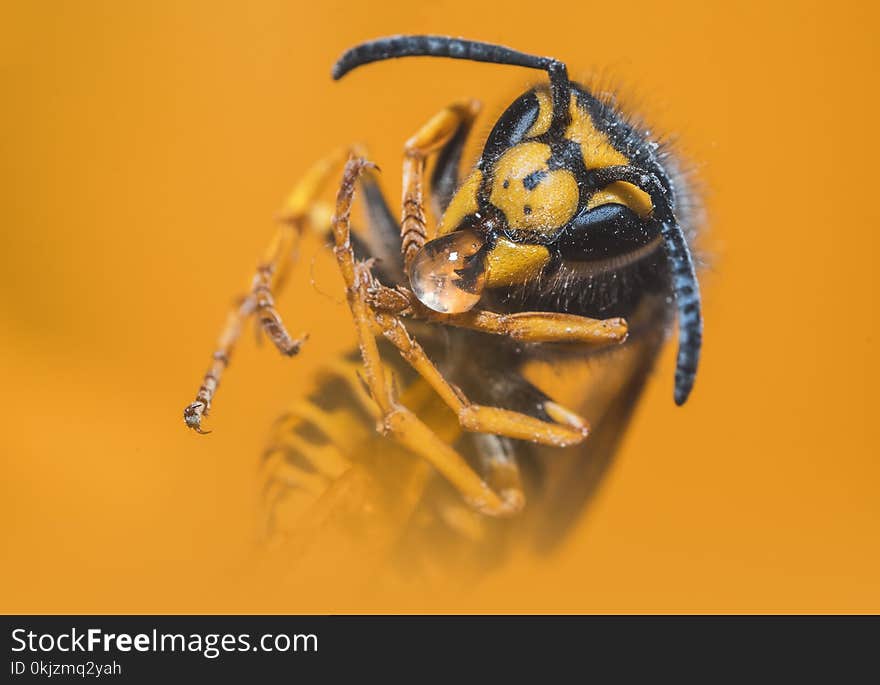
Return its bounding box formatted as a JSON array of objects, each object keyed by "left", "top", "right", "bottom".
[{"left": 184, "top": 401, "right": 211, "bottom": 434}]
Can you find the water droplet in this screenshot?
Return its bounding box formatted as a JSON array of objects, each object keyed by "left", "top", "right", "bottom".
[{"left": 409, "top": 229, "right": 487, "bottom": 313}]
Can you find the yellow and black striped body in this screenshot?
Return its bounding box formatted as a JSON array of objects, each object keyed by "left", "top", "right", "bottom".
[
  {"left": 180, "top": 35, "right": 703, "bottom": 579},
  {"left": 254, "top": 29, "right": 703, "bottom": 576},
  {"left": 260, "top": 85, "right": 694, "bottom": 576}
]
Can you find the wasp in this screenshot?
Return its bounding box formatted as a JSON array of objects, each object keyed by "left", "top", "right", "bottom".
[{"left": 184, "top": 35, "right": 702, "bottom": 572}]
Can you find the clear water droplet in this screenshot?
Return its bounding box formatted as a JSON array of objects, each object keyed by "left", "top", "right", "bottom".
[{"left": 409, "top": 229, "right": 487, "bottom": 313}]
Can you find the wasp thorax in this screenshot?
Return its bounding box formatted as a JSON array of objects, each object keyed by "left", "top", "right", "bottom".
[{"left": 409, "top": 229, "right": 487, "bottom": 313}]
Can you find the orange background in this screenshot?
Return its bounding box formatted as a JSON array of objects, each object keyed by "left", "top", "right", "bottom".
[{"left": 2, "top": 1, "right": 878, "bottom": 612}]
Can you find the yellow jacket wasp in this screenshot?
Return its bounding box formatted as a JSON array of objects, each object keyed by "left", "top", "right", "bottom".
[{"left": 184, "top": 35, "right": 702, "bottom": 570}]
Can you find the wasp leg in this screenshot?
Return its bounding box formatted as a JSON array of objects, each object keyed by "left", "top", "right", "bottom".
[
  {"left": 400, "top": 99, "right": 481, "bottom": 270},
  {"left": 367, "top": 285, "right": 628, "bottom": 347},
  {"left": 334, "top": 155, "right": 520, "bottom": 516},
  {"left": 430, "top": 101, "right": 480, "bottom": 219},
  {"left": 300, "top": 162, "right": 405, "bottom": 284},
  {"left": 424, "top": 309, "right": 629, "bottom": 346},
  {"left": 374, "top": 312, "right": 589, "bottom": 448},
  {"left": 183, "top": 149, "right": 353, "bottom": 433}
]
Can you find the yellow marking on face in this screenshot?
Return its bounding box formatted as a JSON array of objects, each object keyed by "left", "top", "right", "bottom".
[
  {"left": 489, "top": 142, "right": 579, "bottom": 234},
  {"left": 566, "top": 97, "right": 627, "bottom": 164},
  {"left": 565, "top": 97, "right": 653, "bottom": 217},
  {"left": 484, "top": 237, "right": 550, "bottom": 287},
  {"left": 586, "top": 184, "right": 653, "bottom": 218},
  {"left": 439, "top": 169, "right": 482, "bottom": 235},
  {"left": 525, "top": 89, "right": 553, "bottom": 138}
]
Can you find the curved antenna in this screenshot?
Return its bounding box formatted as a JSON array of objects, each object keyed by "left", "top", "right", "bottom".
[
  {"left": 591, "top": 166, "right": 702, "bottom": 405},
  {"left": 332, "top": 35, "right": 571, "bottom": 133}
]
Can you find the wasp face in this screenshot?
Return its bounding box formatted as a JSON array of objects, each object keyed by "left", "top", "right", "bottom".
[
  {"left": 409, "top": 138, "right": 574, "bottom": 314},
  {"left": 409, "top": 136, "right": 661, "bottom": 315},
  {"left": 482, "top": 135, "right": 663, "bottom": 271}
]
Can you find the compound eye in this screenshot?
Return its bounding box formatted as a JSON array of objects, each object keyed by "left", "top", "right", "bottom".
[
  {"left": 409, "top": 229, "right": 487, "bottom": 313},
  {"left": 557, "top": 203, "right": 658, "bottom": 260}
]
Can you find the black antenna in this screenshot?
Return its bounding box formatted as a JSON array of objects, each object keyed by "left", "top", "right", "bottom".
[
  {"left": 332, "top": 35, "right": 571, "bottom": 133},
  {"left": 591, "top": 166, "right": 702, "bottom": 405}
]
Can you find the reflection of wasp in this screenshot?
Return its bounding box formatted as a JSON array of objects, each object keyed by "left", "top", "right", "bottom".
[{"left": 184, "top": 36, "right": 702, "bottom": 572}]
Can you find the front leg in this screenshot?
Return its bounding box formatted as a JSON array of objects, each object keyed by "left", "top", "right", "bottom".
[
  {"left": 367, "top": 283, "right": 629, "bottom": 347},
  {"left": 183, "top": 149, "right": 349, "bottom": 432},
  {"left": 427, "top": 309, "right": 628, "bottom": 346},
  {"left": 375, "top": 312, "right": 590, "bottom": 448},
  {"left": 400, "top": 99, "right": 481, "bottom": 270},
  {"left": 332, "top": 156, "right": 523, "bottom": 516}
]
